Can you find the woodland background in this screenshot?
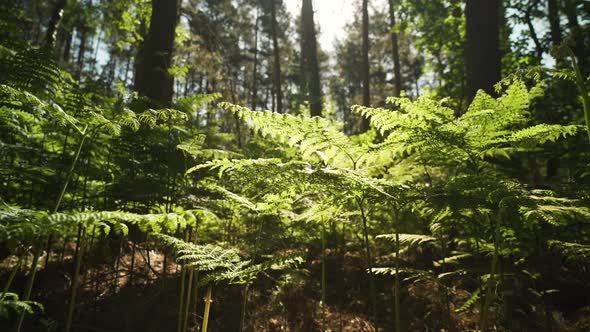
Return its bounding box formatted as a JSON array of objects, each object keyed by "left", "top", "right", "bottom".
[{"left": 0, "top": 0, "right": 589, "bottom": 331}]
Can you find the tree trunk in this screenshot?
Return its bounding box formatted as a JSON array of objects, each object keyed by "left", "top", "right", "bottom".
[
  {"left": 360, "top": 0, "right": 371, "bottom": 131},
  {"left": 45, "top": 0, "right": 68, "bottom": 49},
  {"left": 251, "top": 9, "right": 259, "bottom": 110},
  {"left": 388, "top": 0, "right": 402, "bottom": 97},
  {"left": 75, "top": 26, "right": 87, "bottom": 80},
  {"left": 301, "top": 0, "right": 323, "bottom": 117},
  {"left": 62, "top": 27, "right": 73, "bottom": 62},
  {"left": 547, "top": 0, "right": 562, "bottom": 47},
  {"left": 465, "top": 0, "right": 501, "bottom": 100},
  {"left": 524, "top": 0, "right": 543, "bottom": 60},
  {"left": 270, "top": 0, "right": 283, "bottom": 113},
  {"left": 563, "top": 0, "right": 587, "bottom": 76},
  {"left": 134, "top": 0, "right": 179, "bottom": 106}
]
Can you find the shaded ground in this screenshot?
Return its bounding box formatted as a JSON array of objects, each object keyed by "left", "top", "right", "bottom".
[{"left": 1, "top": 240, "right": 590, "bottom": 331}]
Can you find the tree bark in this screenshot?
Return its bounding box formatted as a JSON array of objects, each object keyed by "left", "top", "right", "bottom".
[
  {"left": 301, "top": 0, "right": 323, "bottom": 117},
  {"left": 360, "top": 0, "right": 371, "bottom": 131},
  {"left": 75, "top": 25, "right": 87, "bottom": 80},
  {"left": 547, "top": 0, "right": 562, "bottom": 47},
  {"left": 270, "top": 0, "right": 283, "bottom": 113},
  {"left": 388, "top": 0, "right": 402, "bottom": 97},
  {"left": 45, "top": 0, "right": 68, "bottom": 49},
  {"left": 251, "top": 9, "right": 259, "bottom": 111},
  {"left": 62, "top": 27, "right": 73, "bottom": 62},
  {"left": 524, "top": 0, "right": 543, "bottom": 60},
  {"left": 134, "top": 0, "right": 179, "bottom": 106},
  {"left": 465, "top": 0, "right": 501, "bottom": 100},
  {"left": 562, "top": 0, "right": 587, "bottom": 76}
]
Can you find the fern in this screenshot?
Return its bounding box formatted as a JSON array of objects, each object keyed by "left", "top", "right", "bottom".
[
  {"left": 548, "top": 240, "right": 590, "bottom": 265},
  {"left": 0, "top": 292, "right": 43, "bottom": 318},
  {"left": 376, "top": 233, "right": 436, "bottom": 247},
  {"left": 219, "top": 102, "right": 364, "bottom": 168},
  {"left": 455, "top": 289, "right": 480, "bottom": 313},
  {"left": 353, "top": 77, "right": 578, "bottom": 167},
  {"left": 157, "top": 234, "right": 303, "bottom": 287}
]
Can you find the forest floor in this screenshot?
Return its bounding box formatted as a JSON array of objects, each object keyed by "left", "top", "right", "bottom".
[{"left": 2, "top": 241, "right": 590, "bottom": 331}]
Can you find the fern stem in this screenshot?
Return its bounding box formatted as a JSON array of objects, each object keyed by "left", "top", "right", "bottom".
[
  {"left": 177, "top": 263, "right": 187, "bottom": 332},
  {"left": 54, "top": 127, "right": 88, "bottom": 214},
  {"left": 112, "top": 237, "right": 123, "bottom": 294},
  {"left": 65, "top": 223, "right": 86, "bottom": 332},
  {"left": 439, "top": 225, "right": 452, "bottom": 330},
  {"left": 13, "top": 124, "right": 85, "bottom": 331},
  {"left": 1, "top": 254, "right": 23, "bottom": 300},
  {"left": 182, "top": 267, "right": 195, "bottom": 332},
  {"left": 239, "top": 284, "right": 249, "bottom": 332},
  {"left": 201, "top": 285, "right": 213, "bottom": 332},
  {"left": 15, "top": 236, "right": 45, "bottom": 332},
  {"left": 321, "top": 223, "right": 327, "bottom": 332},
  {"left": 357, "top": 197, "right": 376, "bottom": 323},
  {"left": 480, "top": 213, "right": 501, "bottom": 331},
  {"left": 129, "top": 240, "right": 136, "bottom": 286},
  {"left": 45, "top": 127, "right": 88, "bottom": 269},
  {"left": 176, "top": 229, "right": 190, "bottom": 332},
  {"left": 190, "top": 271, "right": 200, "bottom": 330},
  {"left": 238, "top": 217, "right": 265, "bottom": 331},
  {"left": 394, "top": 227, "right": 400, "bottom": 332}
]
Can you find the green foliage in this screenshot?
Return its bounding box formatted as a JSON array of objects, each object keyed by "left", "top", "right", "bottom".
[
  {"left": 352, "top": 78, "right": 578, "bottom": 165},
  {"left": 157, "top": 234, "right": 303, "bottom": 287},
  {"left": 376, "top": 233, "right": 436, "bottom": 247},
  {"left": 0, "top": 293, "right": 43, "bottom": 318},
  {"left": 548, "top": 240, "right": 590, "bottom": 266},
  {"left": 1, "top": 3, "right": 590, "bottom": 330}
]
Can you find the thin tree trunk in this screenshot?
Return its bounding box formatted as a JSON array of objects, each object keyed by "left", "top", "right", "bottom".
[
  {"left": 524, "top": 0, "right": 543, "bottom": 60},
  {"left": 62, "top": 28, "right": 73, "bottom": 62},
  {"left": 251, "top": 10, "right": 259, "bottom": 110},
  {"left": 45, "top": 0, "right": 68, "bottom": 49},
  {"left": 75, "top": 26, "right": 87, "bottom": 80},
  {"left": 361, "top": 0, "right": 371, "bottom": 110},
  {"left": 301, "top": 0, "right": 323, "bottom": 117},
  {"left": 563, "top": 0, "right": 587, "bottom": 76},
  {"left": 547, "top": 0, "right": 562, "bottom": 47},
  {"left": 389, "top": 0, "right": 402, "bottom": 97},
  {"left": 270, "top": 0, "right": 283, "bottom": 113}
]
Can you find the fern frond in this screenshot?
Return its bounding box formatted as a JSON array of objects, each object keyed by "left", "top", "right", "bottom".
[
  {"left": 220, "top": 102, "right": 362, "bottom": 167},
  {"left": 455, "top": 289, "right": 480, "bottom": 313},
  {"left": 0, "top": 292, "right": 43, "bottom": 318},
  {"left": 548, "top": 240, "right": 590, "bottom": 265},
  {"left": 376, "top": 233, "right": 436, "bottom": 247}
]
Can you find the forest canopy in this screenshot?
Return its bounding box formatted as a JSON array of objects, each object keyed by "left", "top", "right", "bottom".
[{"left": 0, "top": 0, "right": 589, "bottom": 331}]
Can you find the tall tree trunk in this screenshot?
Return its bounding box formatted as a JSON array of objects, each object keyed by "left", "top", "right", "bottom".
[
  {"left": 75, "top": 26, "right": 87, "bottom": 80},
  {"left": 62, "top": 28, "right": 73, "bottom": 62},
  {"left": 301, "top": 0, "right": 323, "bottom": 117},
  {"left": 562, "top": 0, "right": 587, "bottom": 76},
  {"left": 547, "top": 0, "right": 562, "bottom": 47},
  {"left": 524, "top": 0, "right": 543, "bottom": 60},
  {"left": 360, "top": 0, "right": 371, "bottom": 131},
  {"left": 251, "top": 9, "right": 259, "bottom": 111},
  {"left": 270, "top": 0, "right": 283, "bottom": 113},
  {"left": 45, "top": 0, "right": 68, "bottom": 49},
  {"left": 465, "top": 0, "right": 501, "bottom": 100},
  {"left": 388, "top": 0, "right": 402, "bottom": 97},
  {"left": 134, "top": 0, "right": 179, "bottom": 106}
]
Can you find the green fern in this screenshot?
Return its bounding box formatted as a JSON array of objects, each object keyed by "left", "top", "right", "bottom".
[
  {"left": 157, "top": 234, "right": 303, "bottom": 287},
  {"left": 0, "top": 292, "right": 43, "bottom": 318}
]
